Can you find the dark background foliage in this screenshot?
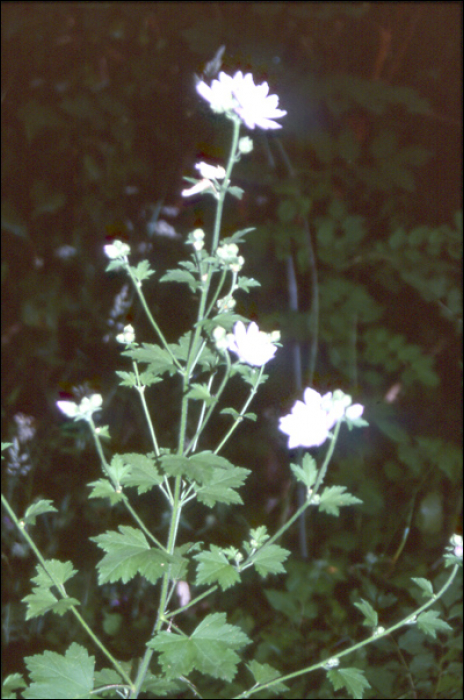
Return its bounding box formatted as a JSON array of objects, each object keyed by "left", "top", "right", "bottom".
[{"left": 2, "top": 3, "right": 462, "bottom": 698}]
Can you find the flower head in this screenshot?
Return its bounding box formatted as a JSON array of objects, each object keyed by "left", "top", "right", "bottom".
[
  {"left": 103, "top": 240, "right": 131, "bottom": 260},
  {"left": 181, "top": 161, "right": 226, "bottom": 199},
  {"left": 279, "top": 388, "right": 365, "bottom": 449},
  {"left": 226, "top": 321, "right": 278, "bottom": 367},
  {"left": 196, "top": 71, "right": 286, "bottom": 130},
  {"left": 57, "top": 394, "right": 103, "bottom": 422}
]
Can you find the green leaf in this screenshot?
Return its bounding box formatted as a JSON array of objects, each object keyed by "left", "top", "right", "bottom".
[
  {"left": 290, "top": 453, "right": 318, "bottom": 489},
  {"left": 186, "top": 383, "right": 218, "bottom": 406},
  {"left": 246, "top": 660, "right": 288, "bottom": 694},
  {"left": 130, "top": 260, "right": 155, "bottom": 283},
  {"left": 221, "top": 227, "right": 255, "bottom": 245},
  {"left": 91, "top": 526, "right": 172, "bottom": 584},
  {"left": 196, "top": 465, "right": 250, "bottom": 507},
  {"left": 106, "top": 453, "right": 132, "bottom": 484},
  {"left": 220, "top": 407, "right": 257, "bottom": 422},
  {"left": 23, "top": 643, "right": 94, "bottom": 699},
  {"left": 318, "top": 486, "right": 363, "bottom": 516},
  {"left": 236, "top": 276, "right": 261, "bottom": 291},
  {"left": 23, "top": 500, "right": 58, "bottom": 527},
  {"left": 23, "top": 589, "right": 80, "bottom": 620},
  {"left": 228, "top": 186, "right": 244, "bottom": 200},
  {"left": 411, "top": 577, "right": 435, "bottom": 598},
  {"left": 22, "top": 560, "right": 80, "bottom": 620},
  {"left": 2, "top": 673, "right": 27, "bottom": 699},
  {"left": 159, "top": 268, "right": 199, "bottom": 291},
  {"left": 87, "top": 478, "right": 123, "bottom": 505},
  {"left": 123, "top": 343, "right": 178, "bottom": 376},
  {"left": 115, "top": 370, "right": 138, "bottom": 387},
  {"left": 327, "top": 666, "right": 370, "bottom": 699},
  {"left": 251, "top": 543, "right": 290, "bottom": 578},
  {"left": 160, "top": 453, "right": 210, "bottom": 481},
  {"left": 354, "top": 598, "right": 378, "bottom": 627},
  {"left": 416, "top": 610, "right": 452, "bottom": 639},
  {"left": 118, "top": 452, "right": 164, "bottom": 494},
  {"left": 194, "top": 545, "right": 241, "bottom": 590},
  {"left": 149, "top": 613, "right": 250, "bottom": 681}
]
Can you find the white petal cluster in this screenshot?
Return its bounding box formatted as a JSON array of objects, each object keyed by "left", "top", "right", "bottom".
[
  {"left": 226, "top": 321, "right": 278, "bottom": 367},
  {"left": 279, "top": 388, "right": 364, "bottom": 449},
  {"left": 56, "top": 394, "right": 103, "bottom": 422},
  {"left": 103, "top": 240, "right": 131, "bottom": 260},
  {"left": 181, "top": 161, "right": 226, "bottom": 198},
  {"left": 196, "top": 71, "right": 286, "bottom": 130}
]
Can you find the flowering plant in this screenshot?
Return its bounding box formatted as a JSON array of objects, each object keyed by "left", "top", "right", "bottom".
[{"left": 1, "top": 67, "right": 460, "bottom": 700}]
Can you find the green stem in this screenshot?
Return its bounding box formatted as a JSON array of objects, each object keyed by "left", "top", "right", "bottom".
[
  {"left": 214, "top": 364, "right": 265, "bottom": 455},
  {"left": 126, "top": 266, "right": 183, "bottom": 372},
  {"left": 233, "top": 564, "right": 460, "bottom": 698},
  {"left": 89, "top": 419, "right": 167, "bottom": 552},
  {"left": 1, "top": 493, "right": 134, "bottom": 690},
  {"left": 243, "top": 422, "right": 341, "bottom": 568}
]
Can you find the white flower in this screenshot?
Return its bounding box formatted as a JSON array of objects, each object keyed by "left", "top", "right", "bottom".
[
  {"left": 190, "top": 228, "right": 205, "bottom": 251},
  {"left": 226, "top": 321, "right": 278, "bottom": 367},
  {"left": 116, "top": 324, "right": 135, "bottom": 344},
  {"left": 213, "top": 326, "right": 229, "bottom": 351},
  {"left": 103, "top": 240, "right": 131, "bottom": 259},
  {"left": 346, "top": 403, "right": 364, "bottom": 420},
  {"left": 450, "top": 533, "right": 463, "bottom": 558},
  {"left": 238, "top": 136, "right": 253, "bottom": 154},
  {"left": 181, "top": 179, "right": 214, "bottom": 198},
  {"left": 279, "top": 388, "right": 365, "bottom": 449},
  {"left": 230, "top": 71, "right": 287, "bottom": 130},
  {"left": 196, "top": 71, "right": 286, "bottom": 130},
  {"left": 57, "top": 393, "right": 103, "bottom": 422},
  {"left": 279, "top": 388, "right": 335, "bottom": 449},
  {"left": 195, "top": 162, "right": 226, "bottom": 180},
  {"left": 196, "top": 72, "right": 237, "bottom": 113}
]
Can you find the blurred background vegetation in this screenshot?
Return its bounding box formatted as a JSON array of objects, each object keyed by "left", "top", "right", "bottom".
[{"left": 2, "top": 3, "right": 462, "bottom": 698}]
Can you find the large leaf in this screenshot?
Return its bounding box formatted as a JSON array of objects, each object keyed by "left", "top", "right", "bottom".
[
  {"left": 23, "top": 643, "right": 94, "bottom": 699},
  {"left": 91, "top": 526, "right": 173, "bottom": 584},
  {"left": 149, "top": 613, "right": 250, "bottom": 681}
]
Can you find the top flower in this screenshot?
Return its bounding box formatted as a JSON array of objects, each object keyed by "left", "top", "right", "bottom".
[
  {"left": 279, "top": 388, "right": 365, "bottom": 449},
  {"left": 196, "top": 71, "right": 286, "bottom": 130},
  {"left": 226, "top": 321, "right": 279, "bottom": 367}
]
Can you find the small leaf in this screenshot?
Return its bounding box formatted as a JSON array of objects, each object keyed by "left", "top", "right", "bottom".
[
  {"left": 251, "top": 544, "right": 290, "bottom": 578},
  {"left": 130, "top": 260, "right": 155, "bottom": 283},
  {"left": 246, "top": 660, "right": 288, "bottom": 694},
  {"left": 23, "top": 500, "right": 58, "bottom": 527},
  {"left": 118, "top": 453, "right": 164, "bottom": 494},
  {"left": 88, "top": 478, "right": 123, "bottom": 504},
  {"left": 160, "top": 269, "right": 199, "bottom": 291},
  {"left": 228, "top": 186, "right": 244, "bottom": 200},
  {"left": 354, "top": 599, "right": 378, "bottom": 627},
  {"left": 416, "top": 610, "right": 452, "bottom": 639},
  {"left": 318, "top": 486, "right": 363, "bottom": 516},
  {"left": 196, "top": 465, "right": 250, "bottom": 507},
  {"left": 186, "top": 383, "right": 217, "bottom": 406},
  {"left": 194, "top": 545, "right": 241, "bottom": 590},
  {"left": 411, "top": 577, "right": 435, "bottom": 598},
  {"left": 327, "top": 666, "right": 370, "bottom": 700},
  {"left": 290, "top": 453, "right": 317, "bottom": 489}
]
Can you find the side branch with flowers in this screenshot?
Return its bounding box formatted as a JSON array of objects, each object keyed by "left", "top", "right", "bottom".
[{"left": 2, "top": 68, "right": 461, "bottom": 700}]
